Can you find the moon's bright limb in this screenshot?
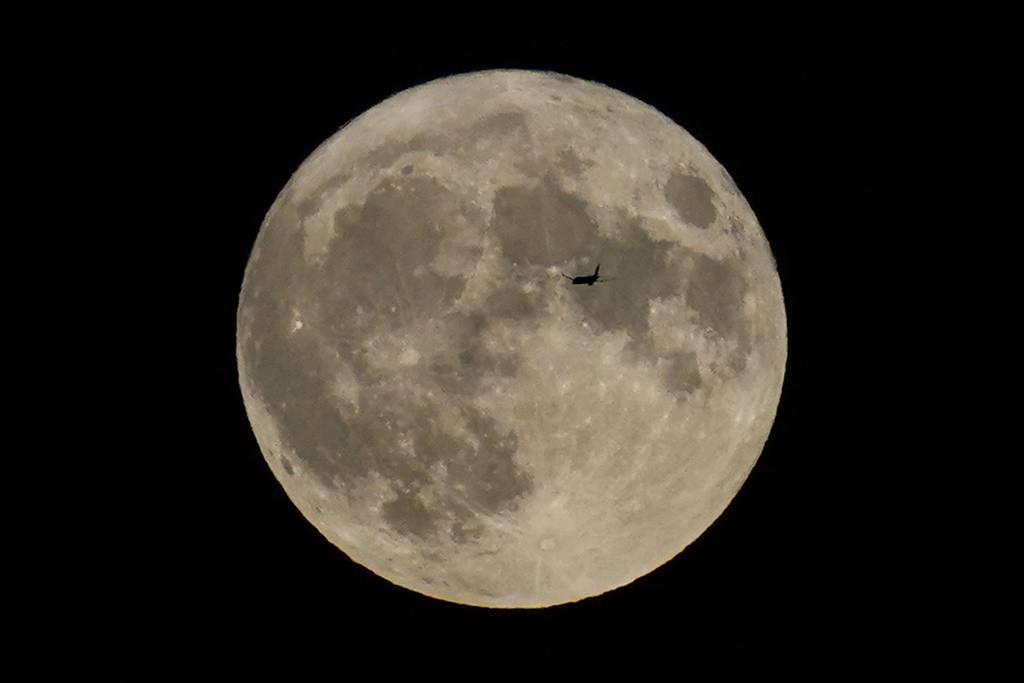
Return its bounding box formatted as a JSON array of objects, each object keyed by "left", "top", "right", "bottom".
[{"left": 236, "top": 70, "right": 786, "bottom": 608}]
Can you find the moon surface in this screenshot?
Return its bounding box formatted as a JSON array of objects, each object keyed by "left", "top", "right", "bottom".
[{"left": 236, "top": 70, "right": 786, "bottom": 607}]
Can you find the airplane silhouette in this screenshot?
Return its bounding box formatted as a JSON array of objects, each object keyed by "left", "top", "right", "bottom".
[{"left": 561, "top": 264, "right": 614, "bottom": 286}]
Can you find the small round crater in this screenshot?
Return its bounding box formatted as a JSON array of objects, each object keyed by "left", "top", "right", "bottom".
[{"left": 401, "top": 164, "right": 414, "bottom": 175}]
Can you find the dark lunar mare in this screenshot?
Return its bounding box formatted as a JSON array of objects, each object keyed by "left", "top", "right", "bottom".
[{"left": 240, "top": 176, "right": 539, "bottom": 542}]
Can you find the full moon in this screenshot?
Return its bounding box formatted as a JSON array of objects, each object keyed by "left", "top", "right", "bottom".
[{"left": 236, "top": 70, "right": 786, "bottom": 607}]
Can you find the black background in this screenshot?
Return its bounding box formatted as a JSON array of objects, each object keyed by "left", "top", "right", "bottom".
[{"left": 50, "top": 6, "right": 983, "bottom": 677}]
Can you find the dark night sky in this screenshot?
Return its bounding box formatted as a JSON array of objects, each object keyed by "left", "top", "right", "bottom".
[{"left": 45, "top": 6, "right": 986, "bottom": 677}]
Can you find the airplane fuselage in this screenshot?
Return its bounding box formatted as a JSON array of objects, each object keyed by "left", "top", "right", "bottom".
[{"left": 566, "top": 264, "right": 602, "bottom": 286}]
